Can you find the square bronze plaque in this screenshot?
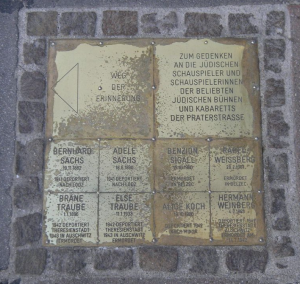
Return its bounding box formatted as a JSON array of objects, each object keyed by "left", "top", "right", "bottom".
[{"left": 43, "top": 38, "right": 265, "bottom": 246}]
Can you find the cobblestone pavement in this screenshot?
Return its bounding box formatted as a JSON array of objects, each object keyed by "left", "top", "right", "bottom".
[{"left": 1, "top": 0, "right": 300, "bottom": 283}]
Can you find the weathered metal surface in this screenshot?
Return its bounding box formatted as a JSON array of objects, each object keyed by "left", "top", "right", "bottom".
[
  {"left": 43, "top": 38, "right": 264, "bottom": 247},
  {"left": 44, "top": 139, "right": 99, "bottom": 193},
  {"left": 98, "top": 193, "right": 154, "bottom": 246},
  {"left": 155, "top": 192, "right": 210, "bottom": 245},
  {"left": 154, "top": 139, "right": 209, "bottom": 192},
  {"left": 99, "top": 140, "right": 153, "bottom": 193},
  {"left": 154, "top": 38, "right": 260, "bottom": 138},
  {"left": 43, "top": 192, "right": 98, "bottom": 246},
  {"left": 210, "top": 191, "right": 265, "bottom": 245},
  {"left": 210, "top": 139, "right": 262, "bottom": 192},
  {"left": 47, "top": 39, "right": 154, "bottom": 139}
]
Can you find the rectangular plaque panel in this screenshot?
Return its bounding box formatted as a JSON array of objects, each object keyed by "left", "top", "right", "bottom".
[
  {"left": 44, "top": 38, "right": 265, "bottom": 246},
  {"left": 154, "top": 38, "right": 260, "bottom": 138},
  {"left": 98, "top": 193, "right": 154, "bottom": 246},
  {"left": 154, "top": 139, "right": 209, "bottom": 192},
  {"left": 99, "top": 140, "right": 153, "bottom": 193},
  {"left": 47, "top": 40, "right": 154, "bottom": 139},
  {"left": 44, "top": 139, "right": 99, "bottom": 193}
]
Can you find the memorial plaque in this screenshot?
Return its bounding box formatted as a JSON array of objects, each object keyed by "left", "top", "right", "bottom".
[{"left": 43, "top": 38, "right": 265, "bottom": 246}]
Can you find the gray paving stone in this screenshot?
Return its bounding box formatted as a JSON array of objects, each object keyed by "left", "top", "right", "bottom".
[
  {"left": 21, "top": 71, "right": 46, "bottom": 100},
  {"left": 264, "top": 39, "right": 286, "bottom": 73},
  {"left": 60, "top": 12, "right": 97, "bottom": 36},
  {"left": 15, "top": 139, "right": 44, "bottom": 176},
  {"left": 14, "top": 213, "right": 42, "bottom": 246},
  {"left": 0, "top": 10, "right": 18, "bottom": 271},
  {"left": 265, "top": 78, "right": 285, "bottom": 107},
  {"left": 226, "top": 249, "right": 268, "bottom": 273},
  {"left": 14, "top": 177, "right": 41, "bottom": 210},
  {"left": 184, "top": 13, "right": 223, "bottom": 37},
  {"left": 273, "top": 215, "right": 291, "bottom": 231},
  {"left": 51, "top": 249, "right": 87, "bottom": 273},
  {"left": 188, "top": 248, "right": 219, "bottom": 274},
  {"left": 266, "top": 11, "right": 285, "bottom": 36},
  {"left": 94, "top": 249, "right": 133, "bottom": 270},
  {"left": 273, "top": 236, "right": 295, "bottom": 257},
  {"left": 141, "top": 13, "right": 160, "bottom": 33},
  {"left": 271, "top": 188, "right": 286, "bottom": 214},
  {"left": 228, "top": 13, "right": 258, "bottom": 35},
  {"left": 23, "top": 39, "right": 46, "bottom": 65},
  {"left": 159, "top": 12, "right": 178, "bottom": 33},
  {"left": 139, "top": 247, "right": 178, "bottom": 272},
  {"left": 267, "top": 153, "right": 289, "bottom": 183},
  {"left": 27, "top": 12, "right": 58, "bottom": 36},
  {"left": 102, "top": 11, "right": 138, "bottom": 36},
  {"left": 15, "top": 248, "right": 47, "bottom": 275},
  {"left": 141, "top": 12, "right": 177, "bottom": 34},
  {"left": 18, "top": 101, "right": 45, "bottom": 134},
  {"left": 267, "top": 110, "right": 289, "bottom": 148}
]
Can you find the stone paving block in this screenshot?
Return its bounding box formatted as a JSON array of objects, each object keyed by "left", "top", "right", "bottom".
[
  {"left": 266, "top": 11, "right": 285, "bottom": 36},
  {"left": 102, "top": 11, "right": 138, "bottom": 36},
  {"left": 27, "top": 12, "right": 58, "bottom": 36},
  {"left": 265, "top": 78, "right": 285, "bottom": 107},
  {"left": 271, "top": 188, "right": 286, "bottom": 214},
  {"left": 264, "top": 39, "right": 286, "bottom": 73},
  {"left": 51, "top": 249, "right": 87, "bottom": 273},
  {"left": 273, "top": 215, "right": 291, "bottom": 231},
  {"left": 14, "top": 177, "right": 41, "bottom": 210},
  {"left": 15, "top": 139, "right": 44, "bottom": 176},
  {"left": 139, "top": 247, "right": 178, "bottom": 272},
  {"left": 21, "top": 71, "right": 46, "bottom": 100},
  {"left": 14, "top": 213, "right": 42, "bottom": 246},
  {"left": 184, "top": 13, "right": 223, "bottom": 37},
  {"left": 267, "top": 110, "right": 289, "bottom": 148},
  {"left": 141, "top": 13, "right": 160, "bottom": 33},
  {"left": 94, "top": 249, "right": 133, "bottom": 270},
  {"left": 159, "top": 12, "right": 178, "bottom": 32},
  {"left": 188, "top": 249, "right": 219, "bottom": 274},
  {"left": 270, "top": 189, "right": 291, "bottom": 230},
  {"left": 141, "top": 12, "right": 178, "bottom": 34},
  {"left": 273, "top": 236, "right": 295, "bottom": 258},
  {"left": 15, "top": 248, "right": 47, "bottom": 275},
  {"left": 228, "top": 13, "right": 258, "bottom": 35},
  {"left": 18, "top": 101, "right": 45, "bottom": 134},
  {"left": 267, "top": 153, "right": 289, "bottom": 183},
  {"left": 226, "top": 249, "right": 268, "bottom": 273},
  {"left": 60, "top": 12, "right": 97, "bottom": 36},
  {"left": 23, "top": 39, "right": 46, "bottom": 65}
]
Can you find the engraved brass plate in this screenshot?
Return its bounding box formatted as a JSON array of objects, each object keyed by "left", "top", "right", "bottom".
[{"left": 44, "top": 38, "right": 265, "bottom": 246}]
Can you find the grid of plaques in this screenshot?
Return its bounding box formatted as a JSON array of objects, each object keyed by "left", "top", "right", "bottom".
[{"left": 43, "top": 38, "right": 265, "bottom": 246}]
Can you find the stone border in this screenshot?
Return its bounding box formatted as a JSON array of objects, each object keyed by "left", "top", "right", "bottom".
[{"left": 0, "top": 4, "right": 299, "bottom": 284}]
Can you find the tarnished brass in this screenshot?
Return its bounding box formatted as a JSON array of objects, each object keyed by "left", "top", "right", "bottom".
[
  {"left": 154, "top": 139, "right": 209, "bottom": 192},
  {"left": 47, "top": 39, "right": 154, "bottom": 139},
  {"left": 99, "top": 140, "right": 153, "bottom": 193},
  {"left": 154, "top": 192, "right": 210, "bottom": 245},
  {"left": 98, "top": 193, "right": 154, "bottom": 246},
  {"left": 154, "top": 38, "right": 260, "bottom": 138},
  {"left": 44, "top": 139, "right": 99, "bottom": 193},
  {"left": 44, "top": 38, "right": 265, "bottom": 247},
  {"left": 210, "top": 191, "right": 265, "bottom": 245},
  {"left": 210, "top": 139, "right": 262, "bottom": 192},
  {"left": 43, "top": 192, "right": 98, "bottom": 246}
]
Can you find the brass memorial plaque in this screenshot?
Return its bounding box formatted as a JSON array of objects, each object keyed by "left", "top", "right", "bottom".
[{"left": 43, "top": 38, "right": 265, "bottom": 246}]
